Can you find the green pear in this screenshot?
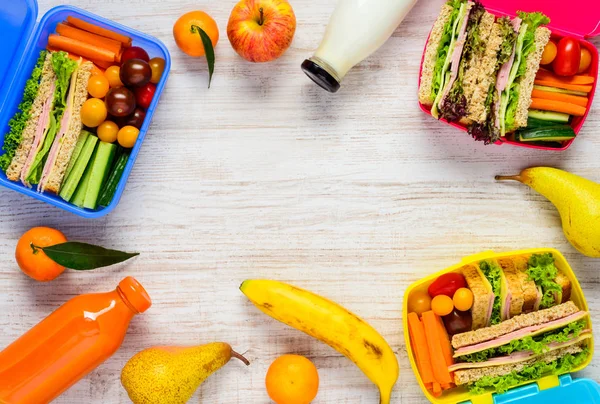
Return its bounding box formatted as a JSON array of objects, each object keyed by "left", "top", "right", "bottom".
[
  {"left": 496, "top": 167, "right": 600, "bottom": 257},
  {"left": 121, "top": 342, "right": 249, "bottom": 404}
]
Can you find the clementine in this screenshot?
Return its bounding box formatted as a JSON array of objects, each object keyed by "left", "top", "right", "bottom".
[
  {"left": 265, "top": 354, "right": 319, "bottom": 404},
  {"left": 173, "top": 11, "right": 219, "bottom": 57},
  {"left": 16, "top": 227, "right": 67, "bottom": 282}
]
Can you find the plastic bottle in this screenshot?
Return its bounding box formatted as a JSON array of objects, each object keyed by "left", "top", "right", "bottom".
[
  {"left": 0, "top": 277, "right": 151, "bottom": 403},
  {"left": 302, "top": 0, "right": 419, "bottom": 92}
]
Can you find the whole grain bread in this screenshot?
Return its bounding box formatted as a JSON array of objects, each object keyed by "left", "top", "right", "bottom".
[
  {"left": 418, "top": 4, "right": 455, "bottom": 106},
  {"left": 451, "top": 301, "right": 580, "bottom": 349},
  {"left": 511, "top": 255, "right": 539, "bottom": 313},
  {"left": 497, "top": 258, "right": 524, "bottom": 318},
  {"left": 462, "top": 264, "right": 493, "bottom": 331}
]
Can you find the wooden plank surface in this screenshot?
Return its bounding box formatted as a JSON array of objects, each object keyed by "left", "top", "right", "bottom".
[{"left": 1, "top": 0, "right": 599, "bottom": 402}]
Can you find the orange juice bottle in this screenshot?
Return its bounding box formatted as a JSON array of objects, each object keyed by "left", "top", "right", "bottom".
[{"left": 0, "top": 277, "right": 151, "bottom": 404}]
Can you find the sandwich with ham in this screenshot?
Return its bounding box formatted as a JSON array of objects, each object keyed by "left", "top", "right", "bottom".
[
  {"left": 449, "top": 301, "right": 590, "bottom": 394},
  {"left": 419, "top": 0, "right": 551, "bottom": 144},
  {"left": 0, "top": 50, "right": 93, "bottom": 193},
  {"left": 462, "top": 260, "right": 504, "bottom": 330}
]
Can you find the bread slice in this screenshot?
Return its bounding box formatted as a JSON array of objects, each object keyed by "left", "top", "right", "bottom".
[
  {"left": 555, "top": 271, "right": 572, "bottom": 304},
  {"left": 512, "top": 255, "right": 539, "bottom": 313},
  {"left": 418, "top": 4, "right": 455, "bottom": 106},
  {"left": 43, "top": 62, "right": 93, "bottom": 194},
  {"left": 6, "top": 54, "right": 55, "bottom": 181},
  {"left": 497, "top": 258, "right": 524, "bottom": 319},
  {"left": 462, "top": 13, "right": 503, "bottom": 123},
  {"left": 511, "top": 27, "right": 551, "bottom": 129},
  {"left": 462, "top": 264, "right": 493, "bottom": 331},
  {"left": 451, "top": 301, "right": 581, "bottom": 349},
  {"left": 454, "top": 342, "right": 586, "bottom": 386}
]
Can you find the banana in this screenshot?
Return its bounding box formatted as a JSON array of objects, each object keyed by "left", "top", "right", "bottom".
[{"left": 240, "top": 279, "right": 398, "bottom": 404}]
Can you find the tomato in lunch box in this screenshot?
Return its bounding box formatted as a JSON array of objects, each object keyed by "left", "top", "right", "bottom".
[
  {"left": 135, "top": 83, "right": 156, "bottom": 109},
  {"left": 443, "top": 309, "right": 472, "bottom": 336},
  {"left": 579, "top": 48, "right": 593, "bottom": 73},
  {"left": 407, "top": 290, "right": 431, "bottom": 315},
  {"left": 106, "top": 87, "right": 136, "bottom": 117},
  {"left": 120, "top": 59, "right": 152, "bottom": 87},
  {"left": 427, "top": 272, "right": 466, "bottom": 297},
  {"left": 553, "top": 37, "right": 581, "bottom": 76},
  {"left": 119, "top": 107, "right": 146, "bottom": 129},
  {"left": 121, "top": 46, "right": 150, "bottom": 63}
]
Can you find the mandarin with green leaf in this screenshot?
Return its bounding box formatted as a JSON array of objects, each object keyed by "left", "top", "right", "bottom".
[{"left": 16, "top": 227, "right": 67, "bottom": 281}]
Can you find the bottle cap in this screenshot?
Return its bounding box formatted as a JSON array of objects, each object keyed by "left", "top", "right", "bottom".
[
  {"left": 301, "top": 59, "right": 341, "bottom": 93},
  {"left": 118, "top": 277, "right": 152, "bottom": 313}
]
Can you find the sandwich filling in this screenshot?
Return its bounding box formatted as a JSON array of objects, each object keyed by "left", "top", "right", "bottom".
[
  {"left": 479, "top": 260, "right": 502, "bottom": 326},
  {"left": 527, "top": 253, "right": 562, "bottom": 310},
  {"left": 23, "top": 52, "right": 78, "bottom": 187}
]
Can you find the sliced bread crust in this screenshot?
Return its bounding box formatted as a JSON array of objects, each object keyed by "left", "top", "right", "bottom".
[
  {"left": 462, "top": 264, "right": 493, "bottom": 331},
  {"left": 6, "top": 54, "right": 55, "bottom": 181},
  {"left": 497, "top": 258, "right": 524, "bottom": 319},
  {"left": 419, "top": 4, "right": 455, "bottom": 106},
  {"left": 43, "top": 62, "right": 93, "bottom": 194}
]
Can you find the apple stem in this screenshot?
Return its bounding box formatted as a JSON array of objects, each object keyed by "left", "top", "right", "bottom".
[{"left": 258, "top": 7, "right": 264, "bottom": 26}]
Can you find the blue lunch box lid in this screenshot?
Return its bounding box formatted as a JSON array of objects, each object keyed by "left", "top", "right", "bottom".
[{"left": 459, "top": 374, "right": 600, "bottom": 404}]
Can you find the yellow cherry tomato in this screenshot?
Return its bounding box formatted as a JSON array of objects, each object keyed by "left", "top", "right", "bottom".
[
  {"left": 149, "top": 57, "right": 166, "bottom": 84},
  {"left": 453, "top": 288, "right": 474, "bottom": 311},
  {"left": 105, "top": 66, "right": 123, "bottom": 88},
  {"left": 579, "top": 48, "right": 592, "bottom": 73},
  {"left": 118, "top": 125, "right": 140, "bottom": 148},
  {"left": 431, "top": 295, "right": 454, "bottom": 316},
  {"left": 87, "top": 75, "right": 110, "bottom": 98},
  {"left": 541, "top": 41, "right": 557, "bottom": 65},
  {"left": 97, "top": 121, "right": 119, "bottom": 143},
  {"left": 81, "top": 99, "right": 107, "bottom": 128},
  {"left": 408, "top": 290, "right": 432, "bottom": 316}
]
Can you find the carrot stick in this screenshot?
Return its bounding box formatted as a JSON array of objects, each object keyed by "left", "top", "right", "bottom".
[
  {"left": 408, "top": 312, "right": 434, "bottom": 389},
  {"left": 531, "top": 89, "right": 588, "bottom": 107},
  {"left": 435, "top": 315, "right": 454, "bottom": 367},
  {"left": 422, "top": 311, "right": 453, "bottom": 386},
  {"left": 536, "top": 69, "right": 595, "bottom": 85},
  {"left": 530, "top": 98, "right": 587, "bottom": 116},
  {"left": 46, "top": 46, "right": 104, "bottom": 75},
  {"left": 56, "top": 23, "right": 122, "bottom": 57},
  {"left": 66, "top": 16, "right": 132, "bottom": 47},
  {"left": 432, "top": 382, "right": 442, "bottom": 397},
  {"left": 48, "top": 34, "right": 116, "bottom": 62},
  {"left": 534, "top": 79, "right": 592, "bottom": 93}
]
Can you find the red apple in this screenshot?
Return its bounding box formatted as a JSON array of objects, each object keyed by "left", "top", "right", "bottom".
[{"left": 227, "top": 0, "right": 296, "bottom": 63}]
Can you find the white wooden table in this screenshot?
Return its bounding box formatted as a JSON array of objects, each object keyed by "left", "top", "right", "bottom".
[{"left": 1, "top": 0, "right": 599, "bottom": 402}]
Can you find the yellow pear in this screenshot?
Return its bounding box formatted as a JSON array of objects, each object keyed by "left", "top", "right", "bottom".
[
  {"left": 496, "top": 167, "right": 600, "bottom": 257},
  {"left": 121, "top": 342, "right": 249, "bottom": 404}
]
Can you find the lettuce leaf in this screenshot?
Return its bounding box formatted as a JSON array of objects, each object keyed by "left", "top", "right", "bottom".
[
  {"left": 0, "top": 51, "right": 47, "bottom": 172},
  {"left": 431, "top": 0, "right": 464, "bottom": 99},
  {"left": 469, "top": 348, "right": 588, "bottom": 394},
  {"left": 25, "top": 52, "right": 78, "bottom": 185},
  {"left": 480, "top": 260, "right": 502, "bottom": 325},
  {"left": 457, "top": 319, "right": 587, "bottom": 363},
  {"left": 503, "top": 12, "right": 550, "bottom": 132},
  {"left": 527, "top": 253, "right": 562, "bottom": 310}
]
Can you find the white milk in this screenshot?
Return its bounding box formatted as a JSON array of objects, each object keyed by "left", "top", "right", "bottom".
[{"left": 302, "top": 0, "right": 419, "bottom": 92}]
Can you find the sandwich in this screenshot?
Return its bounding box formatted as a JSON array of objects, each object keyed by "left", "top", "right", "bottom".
[
  {"left": 449, "top": 301, "right": 590, "bottom": 393},
  {"left": 419, "top": 1, "right": 551, "bottom": 144},
  {"left": 0, "top": 50, "right": 93, "bottom": 193},
  {"left": 526, "top": 253, "right": 571, "bottom": 310},
  {"left": 498, "top": 256, "right": 538, "bottom": 319},
  {"left": 461, "top": 261, "right": 504, "bottom": 330}
]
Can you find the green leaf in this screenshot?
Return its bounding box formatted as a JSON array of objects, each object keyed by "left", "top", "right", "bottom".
[
  {"left": 34, "top": 242, "right": 139, "bottom": 270},
  {"left": 191, "top": 25, "right": 215, "bottom": 88}
]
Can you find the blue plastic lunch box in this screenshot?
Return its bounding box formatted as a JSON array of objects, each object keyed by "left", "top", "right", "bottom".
[{"left": 0, "top": 0, "right": 171, "bottom": 218}]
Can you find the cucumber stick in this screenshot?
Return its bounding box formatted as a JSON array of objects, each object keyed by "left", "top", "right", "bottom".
[
  {"left": 63, "top": 131, "right": 90, "bottom": 182},
  {"left": 528, "top": 110, "right": 570, "bottom": 123},
  {"left": 60, "top": 135, "right": 98, "bottom": 202},
  {"left": 98, "top": 153, "right": 129, "bottom": 208},
  {"left": 71, "top": 148, "right": 96, "bottom": 208},
  {"left": 83, "top": 142, "right": 117, "bottom": 210}
]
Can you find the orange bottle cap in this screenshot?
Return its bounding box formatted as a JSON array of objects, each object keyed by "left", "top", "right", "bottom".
[{"left": 118, "top": 277, "right": 151, "bottom": 313}]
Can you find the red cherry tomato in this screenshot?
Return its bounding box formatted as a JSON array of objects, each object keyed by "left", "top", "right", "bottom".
[
  {"left": 135, "top": 83, "right": 156, "bottom": 109},
  {"left": 553, "top": 37, "right": 581, "bottom": 76},
  {"left": 121, "top": 46, "right": 150, "bottom": 63},
  {"left": 428, "top": 273, "right": 467, "bottom": 298}
]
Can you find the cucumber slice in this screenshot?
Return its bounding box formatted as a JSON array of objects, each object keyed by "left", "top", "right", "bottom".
[
  {"left": 83, "top": 141, "right": 117, "bottom": 210},
  {"left": 528, "top": 110, "right": 570, "bottom": 123},
  {"left": 98, "top": 152, "right": 128, "bottom": 208},
  {"left": 59, "top": 135, "right": 98, "bottom": 202},
  {"left": 63, "top": 131, "right": 90, "bottom": 182},
  {"left": 71, "top": 149, "right": 96, "bottom": 208},
  {"left": 533, "top": 85, "right": 588, "bottom": 97}
]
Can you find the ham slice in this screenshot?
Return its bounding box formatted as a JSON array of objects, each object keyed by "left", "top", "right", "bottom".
[
  {"left": 448, "top": 331, "right": 592, "bottom": 372},
  {"left": 454, "top": 311, "right": 589, "bottom": 357},
  {"left": 486, "top": 292, "right": 495, "bottom": 327},
  {"left": 21, "top": 82, "right": 56, "bottom": 186},
  {"left": 534, "top": 286, "right": 543, "bottom": 311},
  {"left": 439, "top": 6, "right": 472, "bottom": 107},
  {"left": 38, "top": 84, "right": 74, "bottom": 192},
  {"left": 502, "top": 290, "right": 512, "bottom": 321},
  {"left": 495, "top": 17, "right": 521, "bottom": 93}
]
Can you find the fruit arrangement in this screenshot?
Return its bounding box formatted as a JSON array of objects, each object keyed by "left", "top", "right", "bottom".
[{"left": 405, "top": 250, "right": 591, "bottom": 400}]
